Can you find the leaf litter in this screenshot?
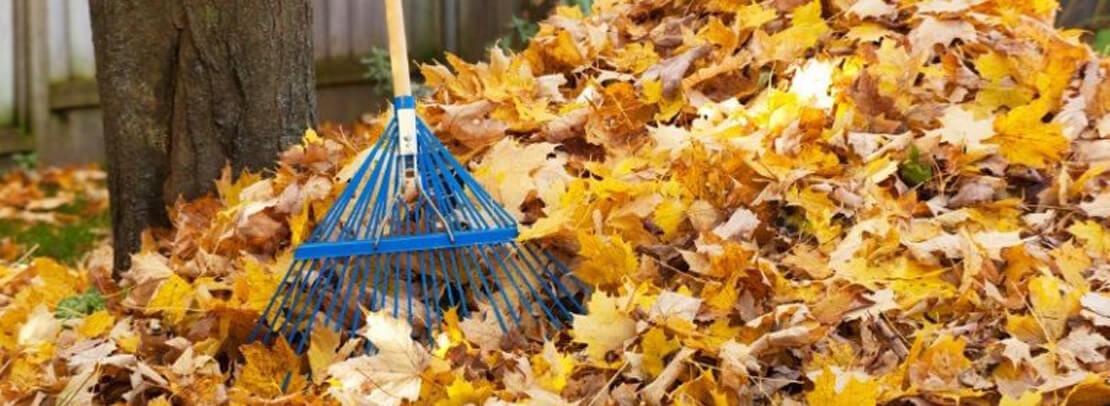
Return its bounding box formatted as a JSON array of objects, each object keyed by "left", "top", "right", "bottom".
[{"left": 5, "top": 0, "right": 1110, "bottom": 404}]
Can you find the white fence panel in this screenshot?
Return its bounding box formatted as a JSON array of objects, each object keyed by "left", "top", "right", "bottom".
[
  {"left": 0, "top": 0, "right": 14, "bottom": 127},
  {"left": 65, "top": 0, "right": 94, "bottom": 79}
]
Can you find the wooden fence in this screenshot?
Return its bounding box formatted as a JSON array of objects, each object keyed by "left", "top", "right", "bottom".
[{"left": 0, "top": 0, "right": 529, "bottom": 165}]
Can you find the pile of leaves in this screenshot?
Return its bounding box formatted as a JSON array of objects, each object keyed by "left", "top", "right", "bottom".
[{"left": 6, "top": 0, "right": 1110, "bottom": 404}]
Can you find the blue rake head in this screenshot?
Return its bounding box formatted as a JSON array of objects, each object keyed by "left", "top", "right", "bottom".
[{"left": 248, "top": 97, "right": 587, "bottom": 356}]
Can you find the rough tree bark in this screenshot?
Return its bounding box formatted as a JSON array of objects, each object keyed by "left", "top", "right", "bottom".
[{"left": 89, "top": 0, "right": 316, "bottom": 274}]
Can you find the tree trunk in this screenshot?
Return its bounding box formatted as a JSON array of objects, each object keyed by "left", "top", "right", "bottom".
[{"left": 89, "top": 0, "right": 315, "bottom": 274}]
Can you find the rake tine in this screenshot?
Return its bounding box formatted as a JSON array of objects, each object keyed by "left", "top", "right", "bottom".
[
  {"left": 271, "top": 258, "right": 318, "bottom": 343},
  {"left": 291, "top": 261, "right": 336, "bottom": 353},
  {"left": 419, "top": 251, "right": 436, "bottom": 340},
  {"left": 497, "top": 243, "right": 564, "bottom": 330},
  {"left": 485, "top": 244, "right": 539, "bottom": 327},
  {"left": 519, "top": 242, "right": 583, "bottom": 317},
  {"left": 313, "top": 123, "right": 393, "bottom": 243},
  {"left": 470, "top": 245, "right": 524, "bottom": 329},
  {"left": 524, "top": 243, "right": 586, "bottom": 312},
  {"left": 324, "top": 257, "right": 357, "bottom": 332},
  {"left": 443, "top": 248, "right": 470, "bottom": 318},
  {"left": 456, "top": 246, "right": 511, "bottom": 332},
  {"left": 250, "top": 259, "right": 305, "bottom": 343}
]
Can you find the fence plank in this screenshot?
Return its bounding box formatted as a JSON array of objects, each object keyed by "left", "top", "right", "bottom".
[
  {"left": 65, "top": 0, "right": 95, "bottom": 79},
  {"left": 350, "top": 0, "right": 385, "bottom": 55},
  {"left": 14, "top": 0, "right": 27, "bottom": 126},
  {"left": 313, "top": 0, "right": 329, "bottom": 59},
  {"left": 455, "top": 0, "right": 516, "bottom": 60},
  {"left": 405, "top": 0, "right": 443, "bottom": 60},
  {"left": 28, "top": 0, "right": 49, "bottom": 154},
  {"left": 46, "top": 0, "right": 68, "bottom": 81},
  {"left": 327, "top": 0, "right": 352, "bottom": 58},
  {"left": 0, "top": 0, "right": 14, "bottom": 127}
]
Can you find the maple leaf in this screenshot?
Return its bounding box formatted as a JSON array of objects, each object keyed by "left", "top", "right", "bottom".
[
  {"left": 532, "top": 341, "right": 575, "bottom": 393},
  {"left": 908, "top": 334, "right": 974, "bottom": 394},
  {"left": 572, "top": 291, "right": 636, "bottom": 365},
  {"left": 928, "top": 105, "right": 997, "bottom": 156},
  {"left": 611, "top": 42, "right": 659, "bottom": 74},
  {"left": 999, "top": 391, "right": 1043, "bottom": 406},
  {"left": 1027, "top": 275, "right": 1081, "bottom": 341},
  {"left": 763, "top": 0, "right": 829, "bottom": 62},
  {"left": 307, "top": 327, "right": 340, "bottom": 385},
  {"left": 234, "top": 340, "right": 306, "bottom": 398},
  {"left": 806, "top": 366, "right": 880, "bottom": 406},
  {"left": 908, "top": 17, "right": 976, "bottom": 57},
  {"left": 574, "top": 231, "right": 638, "bottom": 288},
  {"left": 991, "top": 100, "right": 1069, "bottom": 168},
  {"left": 76, "top": 310, "right": 114, "bottom": 338},
  {"left": 472, "top": 138, "right": 565, "bottom": 220},
  {"left": 434, "top": 378, "right": 493, "bottom": 406},
  {"left": 848, "top": 0, "right": 896, "bottom": 19},
  {"left": 327, "top": 311, "right": 431, "bottom": 406},
  {"left": 147, "top": 273, "right": 194, "bottom": 325},
  {"left": 639, "top": 327, "right": 680, "bottom": 378},
  {"left": 916, "top": 0, "right": 985, "bottom": 13},
  {"left": 231, "top": 257, "right": 284, "bottom": 312}
]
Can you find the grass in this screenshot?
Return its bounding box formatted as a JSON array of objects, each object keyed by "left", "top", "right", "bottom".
[{"left": 0, "top": 199, "right": 110, "bottom": 264}]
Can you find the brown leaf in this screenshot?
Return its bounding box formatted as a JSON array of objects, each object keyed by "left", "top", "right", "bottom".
[{"left": 436, "top": 100, "right": 510, "bottom": 149}]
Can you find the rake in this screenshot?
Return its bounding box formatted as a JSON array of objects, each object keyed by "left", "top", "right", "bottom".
[{"left": 248, "top": 0, "right": 585, "bottom": 361}]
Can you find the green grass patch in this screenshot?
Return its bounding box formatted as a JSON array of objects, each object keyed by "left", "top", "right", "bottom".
[{"left": 0, "top": 200, "right": 109, "bottom": 263}]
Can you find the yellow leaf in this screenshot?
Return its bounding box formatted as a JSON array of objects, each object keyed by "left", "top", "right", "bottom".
[
  {"left": 76, "top": 310, "right": 114, "bottom": 338},
  {"left": 736, "top": 3, "right": 777, "bottom": 30},
  {"left": 991, "top": 100, "right": 1068, "bottom": 168},
  {"left": 1051, "top": 242, "right": 1091, "bottom": 293},
  {"left": 234, "top": 258, "right": 284, "bottom": 312},
  {"left": 441, "top": 307, "right": 466, "bottom": 350},
  {"left": 308, "top": 327, "right": 340, "bottom": 385},
  {"left": 1064, "top": 374, "right": 1110, "bottom": 406},
  {"left": 1070, "top": 220, "right": 1110, "bottom": 256},
  {"left": 908, "top": 334, "right": 973, "bottom": 393},
  {"left": 326, "top": 311, "right": 431, "bottom": 404},
  {"left": 1000, "top": 390, "right": 1043, "bottom": 406},
  {"left": 765, "top": 1, "right": 829, "bottom": 62},
  {"left": 806, "top": 366, "right": 880, "bottom": 406},
  {"left": 435, "top": 378, "right": 493, "bottom": 406},
  {"left": 533, "top": 341, "right": 575, "bottom": 393},
  {"left": 786, "top": 186, "right": 842, "bottom": 244},
  {"left": 640, "top": 327, "right": 680, "bottom": 378},
  {"left": 612, "top": 42, "right": 659, "bottom": 74},
  {"left": 1028, "top": 275, "right": 1081, "bottom": 341},
  {"left": 215, "top": 168, "right": 262, "bottom": 208},
  {"left": 235, "top": 340, "right": 305, "bottom": 398},
  {"left": 641, "top": 79, "right": 687, "bottom": 122},
  {"left": 303, "top": 127, "right": 322, "bottom": 145},
  {"left": 548, "top": 30, "right": 585, "bottom": 68},
  {"left": 974, "top": 51, "right": 1014, "bottom": 82},
  {"left": 148, "top": 274, "right": 193, "bottom": 325},
  {"left": 116, "top": 334, "right": 140, "bottom": 354},
  {"left": 32, "top": 258, "right": 80, "bottom": 307},
  {"left": 1005, "top": 314, "right": 1043, "bottom": 344},
  {"left": 672, "top": 370, "right": 733, "bottom": 406},
  {"left": 573, "top": 291, "right": 636, "bottom": 365},
  {"left": 289, "top": 202, "right": 310, "bottom": 246},
  {"left": 575, "top": 231, "right": 638, "bottom": 288},
  {"left": 696, "top": 17, "right": 738, "bottom": 53}
]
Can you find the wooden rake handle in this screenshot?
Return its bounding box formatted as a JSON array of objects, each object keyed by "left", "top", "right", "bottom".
[{"left": 384, "top": 0, "right": 412, "bottom": 97}]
